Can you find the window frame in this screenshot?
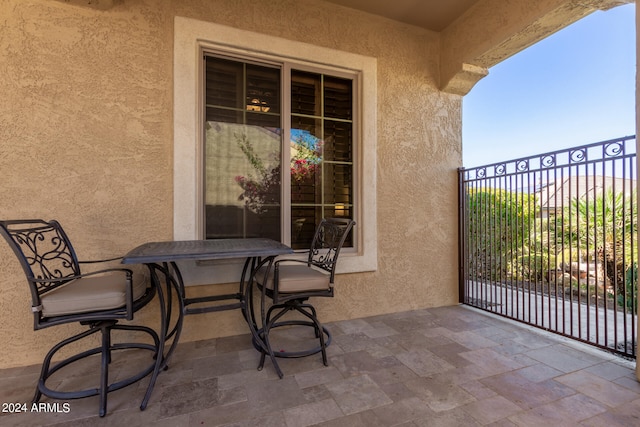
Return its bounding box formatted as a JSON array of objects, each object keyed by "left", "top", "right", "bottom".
[{"left": 174, "top": 17, "right": 377, "bottom": 285}]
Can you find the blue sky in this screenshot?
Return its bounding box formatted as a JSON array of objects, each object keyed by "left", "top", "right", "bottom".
[{"left": 462, "top": 3, "right": 636, "bottom": 168}]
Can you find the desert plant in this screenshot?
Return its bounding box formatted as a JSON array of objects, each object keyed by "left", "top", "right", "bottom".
[
  {"left": 563, "top": 190, "right": 637, "bottom": 301},
  {"left": 466, "top": 188, "right": 538, "bottom": 282}
]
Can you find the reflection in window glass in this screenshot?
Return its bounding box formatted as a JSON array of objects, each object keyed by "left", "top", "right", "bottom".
[
  {"left": 204, "top": 56, "right": 281, "bottom": 240},
  {"left": 291, "top": 71, "right": 353, "bottom": 249}
]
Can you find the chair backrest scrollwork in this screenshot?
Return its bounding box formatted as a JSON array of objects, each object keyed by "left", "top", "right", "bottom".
[
  {"left": 307, "top": 218, "right": 355, "bottom": 282},
  {"left": 0, "top": 219, "right": 80, "bottom": 296}
]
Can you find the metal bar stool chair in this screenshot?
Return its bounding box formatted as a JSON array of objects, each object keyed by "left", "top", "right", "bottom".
[
  {"left": 0, "top": 219, "right": 159, "bottom": 417},
  {"left": 255, "top": 218, "right": 355, "bottom": 378}
]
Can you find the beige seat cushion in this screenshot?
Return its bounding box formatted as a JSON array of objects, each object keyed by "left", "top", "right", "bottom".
[
  {"left": 41, "top": 272, "right": 146, "bottom": 317},
  {"left": 258, "top": 264, "right": 331, "bottom": 294}
]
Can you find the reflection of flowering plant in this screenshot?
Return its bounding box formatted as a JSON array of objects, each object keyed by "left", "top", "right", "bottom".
[
  {"left": 291, "top": 159, "right": 317, "bottom": 182},
  {"left": 291, "top": 130, "right": 322, "bottom": 182},
  {"left": 234, "top": 166, "right": 280, "bottom": 214},
  {"left": 234, "top": 134, "right": 280, "bottom": 214},
  {"left": 235, "top": 130, "right": 323, "bottom": 212}
]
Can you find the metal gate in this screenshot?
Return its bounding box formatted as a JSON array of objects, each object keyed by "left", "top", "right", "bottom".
[{"left": 459, "top": 136, "right": 637, "bottom": 358}]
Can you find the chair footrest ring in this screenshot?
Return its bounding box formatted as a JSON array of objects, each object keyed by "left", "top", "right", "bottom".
[
  {"left": 37, "top": 342, "right": 158, "bottom": 400},
  {"left": 35, "top": 324, "right": 159, "bottom": 412},
  {"left": 253, "top": 320, "right": 332, "bottom": 359}
]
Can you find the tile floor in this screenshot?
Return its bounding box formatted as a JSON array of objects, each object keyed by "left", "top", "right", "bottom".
[{"left": 1, "top": 305, "right": 639, "bottom": 426}]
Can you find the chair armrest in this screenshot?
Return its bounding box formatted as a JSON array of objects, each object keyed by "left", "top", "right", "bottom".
[
  {"left": 29, "top": 268, "right": 133, "bottom": 284},
  {"left": 274, "top": 257, "right": 334, "bottom": 277},
  {"left": 78, "top": 256, "right": 123, "bottom": 264},
  {"left": 274, "top": 258, "right": 310, "bottom": 266}
]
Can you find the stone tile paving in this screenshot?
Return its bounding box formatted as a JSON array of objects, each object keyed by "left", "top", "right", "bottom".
[{"left": 0, "top": 305, "right": 638, "bottom": 426}]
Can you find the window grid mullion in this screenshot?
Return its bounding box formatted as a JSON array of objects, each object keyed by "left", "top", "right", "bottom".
[
  {"left": 283, "top": 64, "right": 292, "bottom": 245},
  {"left": 321, "top": 74, "right": 325, "bottom": 215}
]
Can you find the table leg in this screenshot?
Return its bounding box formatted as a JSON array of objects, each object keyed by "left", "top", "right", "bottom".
[{"left": 140, "top": 262, "right": 185, "bottom": 410}]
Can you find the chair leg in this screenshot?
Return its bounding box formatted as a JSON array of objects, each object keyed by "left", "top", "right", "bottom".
[
  {"left": 303, "top": 304, "right": 321, "bottom": 338},
  {"left": 257, "top": 351, "right": 267, "bottom": 372},
  {"left": 256, "top": 303, "right": 274, "bottom": 372},
  {"left": 256, "top": 304, "right": 273, "bottom": 371},
  {"left": 296, "top": 303, "right": 328, "bottom": 366},
  {"left": 32, "top": 387, "right": 42, "bottom": 405},
  {"left": 99, "top": 323, "right": 111, "bottom": 417},
  {"left": 257, "top": 303, "right": 289, "bottom": 378}
]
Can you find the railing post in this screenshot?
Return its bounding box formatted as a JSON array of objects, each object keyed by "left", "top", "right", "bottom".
[{"left": 458, "top": 167, "right": 467, "bottom": 304}]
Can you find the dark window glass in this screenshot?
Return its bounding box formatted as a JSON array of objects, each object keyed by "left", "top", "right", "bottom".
[{"left": 204, "top": 56, "right": 281, "bottom": 240}]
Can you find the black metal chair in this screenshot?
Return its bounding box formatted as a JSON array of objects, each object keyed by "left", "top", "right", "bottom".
[
  {"left": 0, "top": 219, "right": 158, "bottom": 417},
  {"left": 255, "top": 218, "right": 355, "bottom": 378}
]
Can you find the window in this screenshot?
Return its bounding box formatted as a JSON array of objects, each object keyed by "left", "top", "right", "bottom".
[
  {"left": 174, "top": 17, "right": 377, "bottom": 282},
  {"left": 203, "top": 57, "right": 283, "bottom": 242},
  {"left": 203, "top": 55, "right": 355, "bottom": 249},
  {"left": 290, "top": 70, "right": 354, "bottom": 249}
]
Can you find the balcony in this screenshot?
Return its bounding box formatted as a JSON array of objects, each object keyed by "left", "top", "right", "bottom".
[{"left": 1, "top": 305, "right": 638, "bottom": 426}]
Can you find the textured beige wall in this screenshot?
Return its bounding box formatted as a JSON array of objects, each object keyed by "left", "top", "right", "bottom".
[{"left": 0, "top": 0, "right": 460, "bottom": 368}]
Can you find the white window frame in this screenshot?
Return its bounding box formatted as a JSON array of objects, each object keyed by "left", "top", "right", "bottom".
[{"left": 174, "top": 17, "right": 377, "bottom": 284}]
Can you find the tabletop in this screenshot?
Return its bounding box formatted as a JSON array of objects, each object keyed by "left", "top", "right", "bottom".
[{"left": 122, "top": 238, "right": 293, "bottom": 264}]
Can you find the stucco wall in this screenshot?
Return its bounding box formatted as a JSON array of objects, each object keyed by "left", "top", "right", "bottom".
[{"left": 0, "top": 0, "right": 461, "bottom": 368}]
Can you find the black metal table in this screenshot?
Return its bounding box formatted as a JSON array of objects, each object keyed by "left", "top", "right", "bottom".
[{"left": 122, "top": 238, "right": 293, "bottom": 410}]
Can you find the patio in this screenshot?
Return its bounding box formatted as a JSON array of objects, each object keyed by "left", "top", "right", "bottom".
[{"left": 0, "top": 305, "right": 638, "bottom": 426}]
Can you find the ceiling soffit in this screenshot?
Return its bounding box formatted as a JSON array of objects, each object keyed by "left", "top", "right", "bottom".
[
  {"left": 321, "top": 0, "right": 481, "bottom": 32},
  {"left": 440, "top": 0, "right": 633, "bottom": 95}
]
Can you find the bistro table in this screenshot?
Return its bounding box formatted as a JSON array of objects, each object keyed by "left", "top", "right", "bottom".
[{"left": 122, "top": 238, "right": 293, "bottom": 410}]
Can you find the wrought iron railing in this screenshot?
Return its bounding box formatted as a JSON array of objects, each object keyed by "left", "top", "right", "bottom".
[{"left": 459, "top": 136, "right": 637, "bottom": 358}]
